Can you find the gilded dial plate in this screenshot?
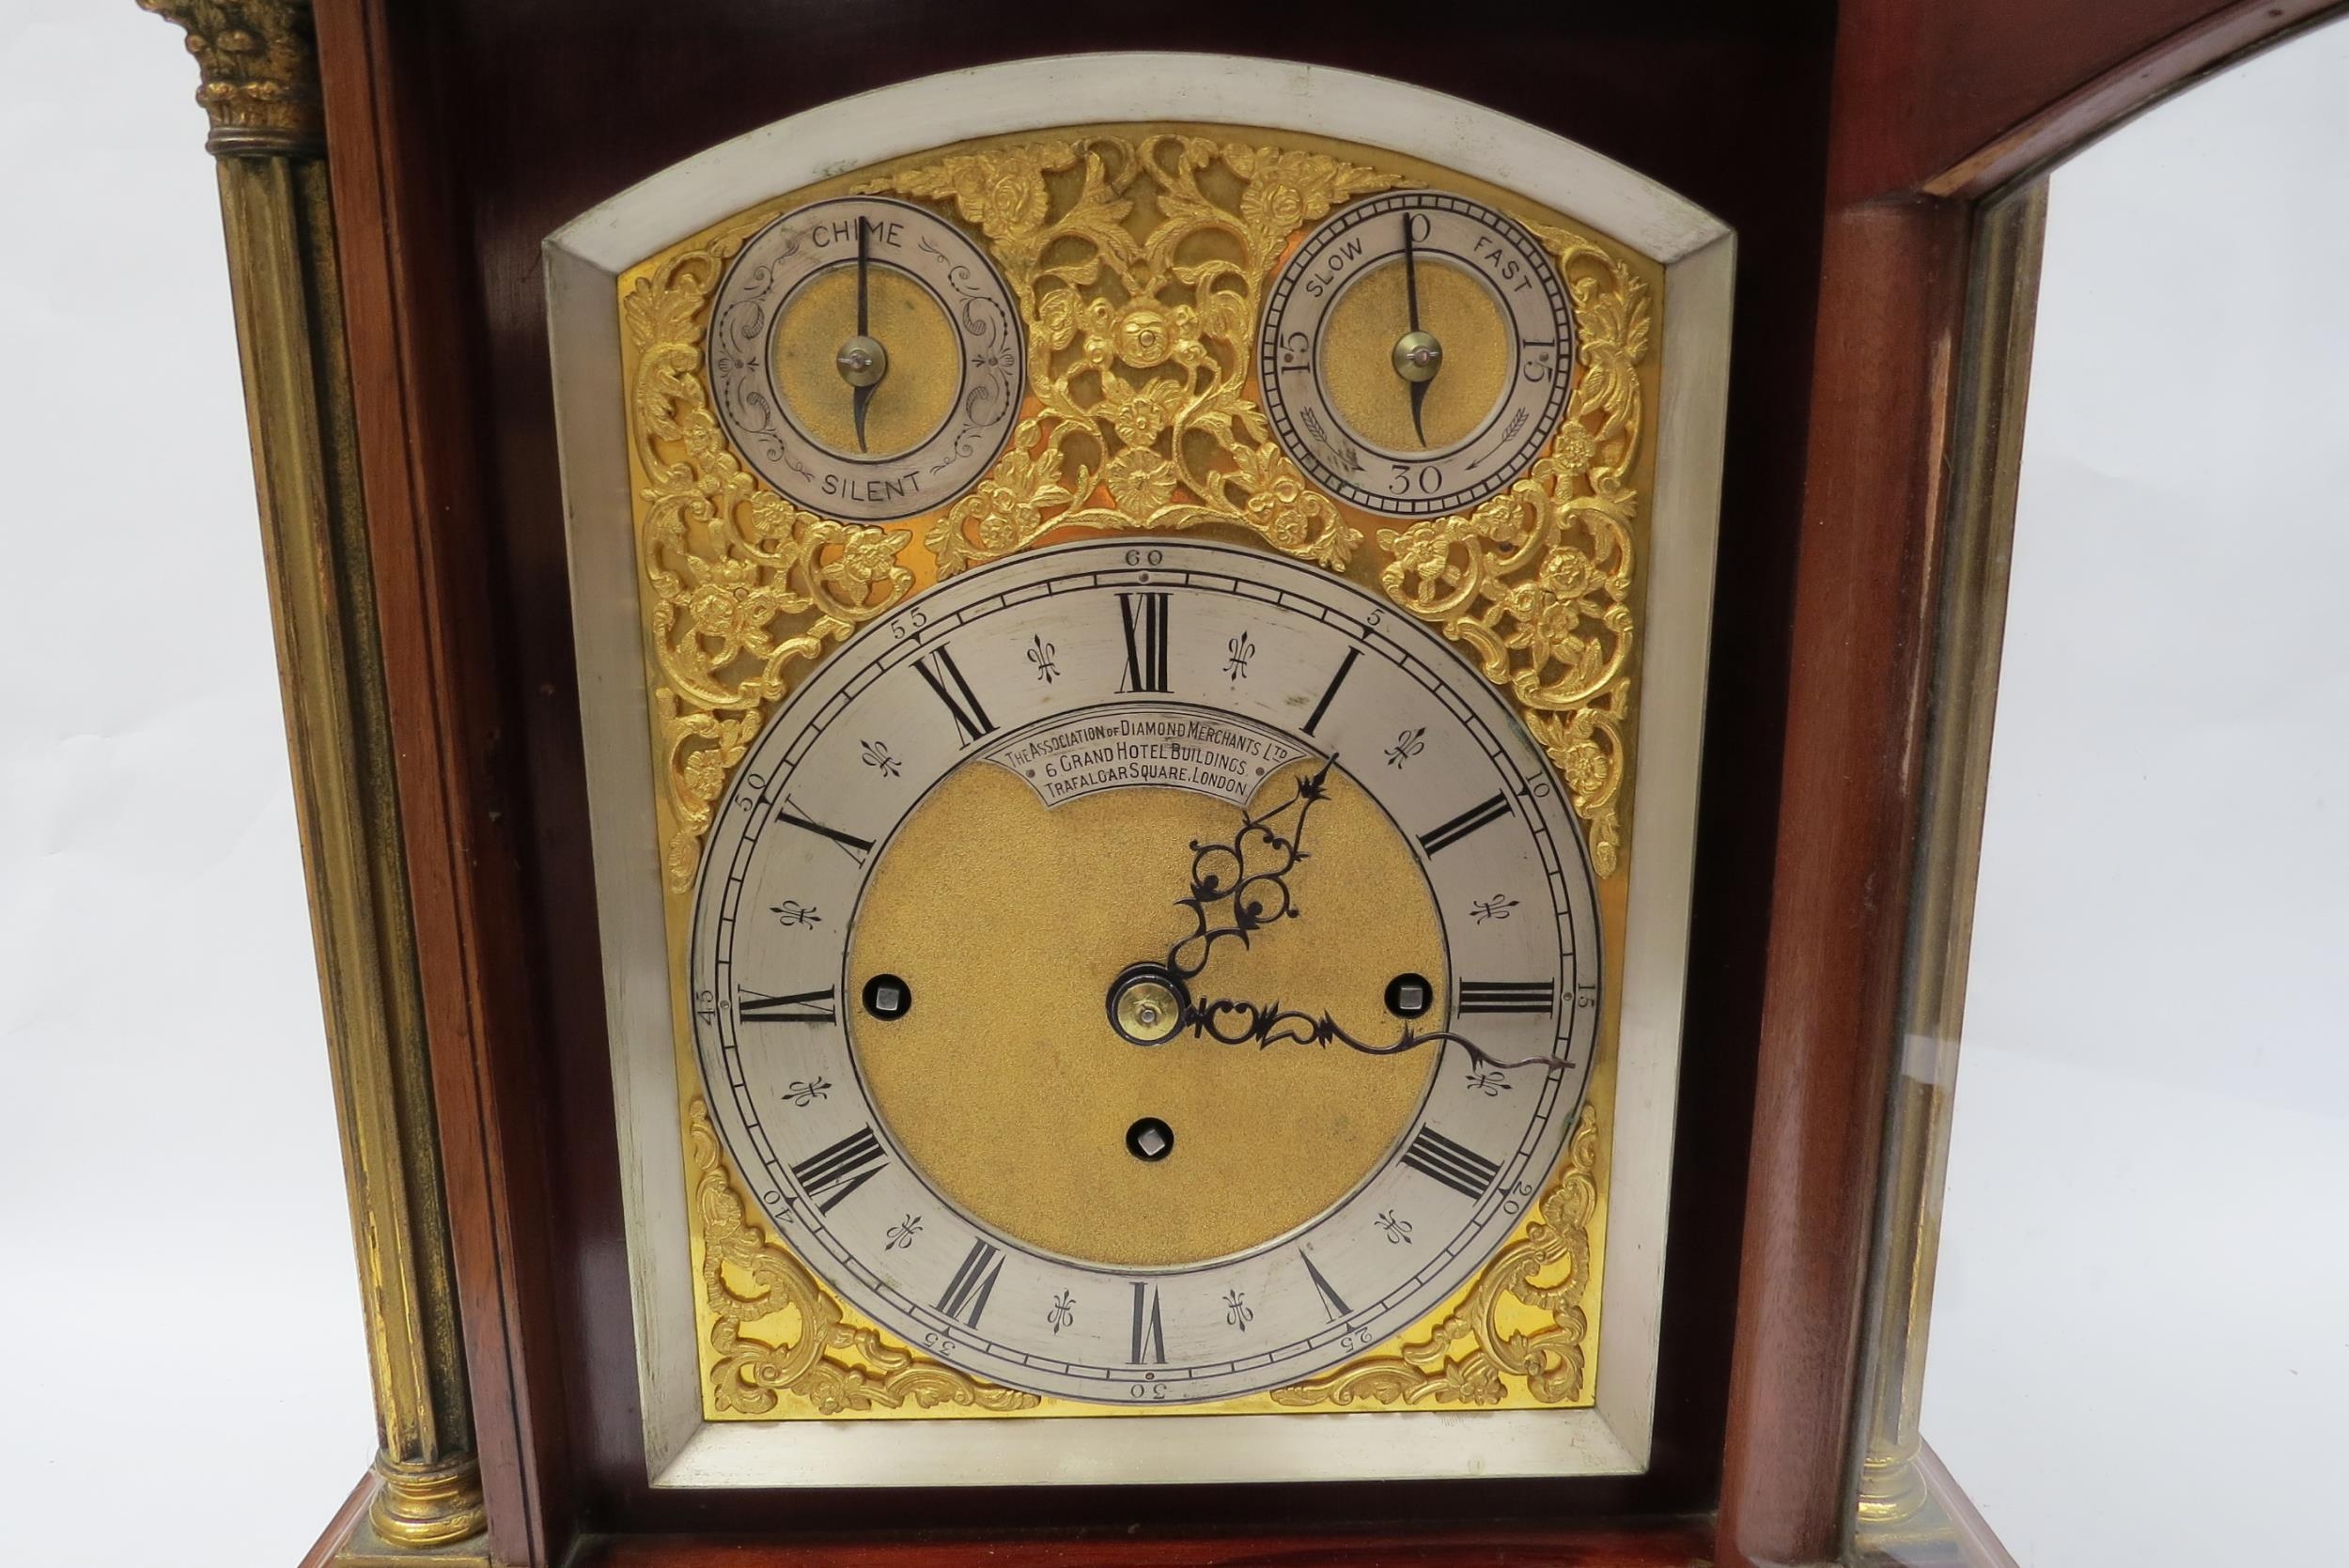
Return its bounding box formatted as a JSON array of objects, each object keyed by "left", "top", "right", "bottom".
[{"left": 691, "top": 539, "right": 1601, "bottom": 1404}]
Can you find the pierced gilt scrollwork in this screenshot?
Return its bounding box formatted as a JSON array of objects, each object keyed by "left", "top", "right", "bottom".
[
  {"left": 625, "top": 135, "right": 1647, "bottom": 889},
  {"left": 1378, "top": 225, "right": 1648, "bottom": 877},
  {"left": 1271, "top": 1101, "right": 1603, "bottom": 1408},
  {"left": 627, "top": 132, "right": 1646, "bottom": 1419},
  {"left": 624, "top": 253, "right": 918, "bottom": 889},
  {"left": 867, "top": 139, "right": 1395, "bottom": 576},
  {"left": 689, "top": 1098, "right": 1037, "bottom": 1416}
]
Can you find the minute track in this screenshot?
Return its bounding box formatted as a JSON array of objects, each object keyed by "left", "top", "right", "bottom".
[{"left": 689, "top": 540, "right": 1600, "bottom": 1403}]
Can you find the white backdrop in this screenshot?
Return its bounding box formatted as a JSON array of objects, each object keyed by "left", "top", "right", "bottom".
[
  {"left": 0, "top": 5, "right": 376, "bottom": 1565},
  {"left": 1921, "top": 16, "right": 2349, "bottom": 1568},
  {"left": 4, "top": 8, "right": 2345, "bottom": 1568}
]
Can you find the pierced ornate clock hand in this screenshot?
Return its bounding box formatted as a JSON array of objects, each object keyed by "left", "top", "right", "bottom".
[
  {"left": 1179, "top": 995, "right": 1563, "bottom": 1072},
  {"left": 835, "top": 214, "right": 887, "bottom": 452},
  {"left": 1143, "top": 755, "right": 1565, "bottom": 1070},
  {"left": 1162, "top": 756, "right": 1336, "bottom": 984}
]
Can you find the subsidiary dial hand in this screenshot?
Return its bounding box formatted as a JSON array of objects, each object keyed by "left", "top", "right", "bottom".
[
  {"left": 835, "top": 215, "right": 888, "bottom": 452},
  {"left": 1393, "top": 212, "right": 1440, "bottom": 446}
]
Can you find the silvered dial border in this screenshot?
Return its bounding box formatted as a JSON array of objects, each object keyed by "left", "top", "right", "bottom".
[
  {"left": 1259, "top": 189, "right": 1575, "bottom": 518},
  {"left": 689, "top": 539, "right": 1599, "bottom": 1403},
  {"left": 708, "top": 194, "right": 1021, "bottom": 521}
]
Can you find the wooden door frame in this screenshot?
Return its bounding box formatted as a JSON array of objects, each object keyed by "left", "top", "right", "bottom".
[{"left": 1717, "top": 4, "right": 2344, "bottom": 1566}]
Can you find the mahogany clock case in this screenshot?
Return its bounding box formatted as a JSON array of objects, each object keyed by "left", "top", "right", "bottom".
[{"left": 334, "top": 5, "right": 1829, "bottom": 1549}]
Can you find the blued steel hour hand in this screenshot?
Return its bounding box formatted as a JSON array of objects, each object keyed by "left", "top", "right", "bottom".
[{"left": 1163, "top": 756, "right": 1335, "bottom": 984}]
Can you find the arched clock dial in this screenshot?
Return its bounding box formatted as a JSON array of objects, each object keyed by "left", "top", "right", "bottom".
[
  {"left": 1259, "top": 190, "right": 1575, "bottom": 519},
  {"left": 706, "top": 195, "right": 1023, "bottom": 522},
  {"left": 690, "top": 539, "right": 1602, "bottom": 1404}
]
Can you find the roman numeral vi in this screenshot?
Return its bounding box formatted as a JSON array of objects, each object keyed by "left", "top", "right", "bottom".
[{"left": 1129, "top": 1282, "right": 1168, "bottom": 1364}]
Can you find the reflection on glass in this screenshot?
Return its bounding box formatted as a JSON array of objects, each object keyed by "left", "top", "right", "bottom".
[{"left": 1854, "top": 19, "right": 2349, "bottom": 1567}]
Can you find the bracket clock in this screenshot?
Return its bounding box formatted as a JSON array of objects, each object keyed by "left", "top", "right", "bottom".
[{"left": 133, "top": 1, "right": 2339, "bottom": 1564}]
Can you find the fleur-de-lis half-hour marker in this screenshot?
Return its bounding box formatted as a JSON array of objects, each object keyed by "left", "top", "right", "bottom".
[
  {"left": 1046, "top": 1290, "right": 1076, "bottom": 1333},
  {"left": 1465, "top": 1068, "right": 1511, "bottom": 1098},
  {"left": 1377, "top": 1209, "right": 1414, "bottom": 1245},
  {"left": 1224, "top": 1289, "right": 1253, "bottom": 1330},
  {"left": 860, "top": 738, "right": 903, "bottom": 778},
  {"left": 786, "top": 1078, "right": 831, "bottom": 1107},
  {"left": 1028, "top": 632, "right": 1059, "bottom": 684},
  {"left": 1225, "top": 630, "right": 1255, "bottom": 683},
  {"left": 771, "top": 899, "right": 822, "bottom": 928},
  {"left": 1470, "top": 893, "right": 1519, "bottom": 924},
  {"left": 1385, "top": 726, "right": 1427, "bottom": 768},
  {"left": 885, "top": 1214, "right": 923, "bottom": 1250}
]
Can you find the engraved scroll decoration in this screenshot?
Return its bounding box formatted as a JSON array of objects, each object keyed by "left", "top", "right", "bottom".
[
  {"left": 626, "top": 257, "right": 919, "bottom": 889},
  {"left": 1378, "top": 225, "right": 1647, "bottom": 877},
  {"left": 627, "top": 138, "right": 1646, "bottom": 891},
  {"left": 1274, "top": 1102, "right": 1604, "bottom": 1407},
  {"left": 865, "top": 137, "right": 1392, "bottom": 576},
  {"left": 691, "top": 1097, "right": 1038, "bottom": 1415},
  {"left": 624, "top": 135, "right": 1648, "bottom": 1414}
]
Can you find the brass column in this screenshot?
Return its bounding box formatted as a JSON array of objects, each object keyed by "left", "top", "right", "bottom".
[{"left": 136, "top": 2, "right": 489, "bottom": 1554}]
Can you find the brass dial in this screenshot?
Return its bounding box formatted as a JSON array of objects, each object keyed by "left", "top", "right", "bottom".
[{"left": 690, "top": 541, "right": 1601, "bottom": 1404}]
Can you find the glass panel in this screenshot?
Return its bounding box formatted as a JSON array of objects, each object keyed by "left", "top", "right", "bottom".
[{"left": 1855, "top": 17, "right": 2349, "bottom": 1566}]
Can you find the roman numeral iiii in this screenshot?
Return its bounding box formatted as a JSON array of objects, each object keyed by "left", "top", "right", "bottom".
[{"left": 1401, "top": 1126, "right": 1502, "bottom": 1200}]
